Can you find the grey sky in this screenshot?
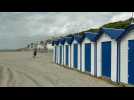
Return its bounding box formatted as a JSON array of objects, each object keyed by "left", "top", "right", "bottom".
[{"left": 0, "top": 12, "right": 131, "bottom": 49}]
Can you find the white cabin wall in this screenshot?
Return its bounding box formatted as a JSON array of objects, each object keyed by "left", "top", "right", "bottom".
[
  {"left": 78, "top": 44, "right": 81, "bottom": 70},
  {"left": 111, "top": 40, "right": 118, "bottom": 82},
  {"left": 120, "top": 30, "right": 134, "bottom": 84},
  {"left": 81, "top": 42, "right": 85, "bottom": 72},
  {"left": 97, "top": 33, "right": 111, "bottom": 77},
  {"left": 61, "top": 45, "right": 64, "bottom": 65},
  {"left": 97, "top": 33, "right": 118, "bottom": 82},
  {"left": 71, "top": 40, "right": 79, "bottom": 70},
  {"left": 53, "top": 45, "right": 55, "bottom": 62},
  {"left": 71, "top": 44, "right": 74, "bottom": 68},
  {"left": 64, "top": 42, "right": 68, "bottom": 66},
  {"left": 81, "top": 38, "right": 91, "bottom": 72},
  {"left": 68, "top": 45, "right": 71, "bottom": 68},
  {"left": 56, "top": 45, "right": 58, "bottom": 64},
  {"left": 63, "top": 44, "right": 65, "bottom": 65},
  {"left": 91, "top": 42, "right": 95, "bottom": 75},
  {"left": 58, "top": 44, "right": 61, "bottom": 64},
  {"left": 81, "top": 37, "right": 96, "bottom": 75},
  {"left": 57, "top": 45, "right": 60, "bottom": 64}
]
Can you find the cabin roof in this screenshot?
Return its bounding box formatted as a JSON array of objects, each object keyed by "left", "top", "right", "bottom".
[{"left": 84, "top": 32, "right": 98, "bottom": 42}]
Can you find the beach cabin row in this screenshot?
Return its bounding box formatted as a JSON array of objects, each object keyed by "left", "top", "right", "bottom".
[{"left": 52, "top": 24, "right": 134, "bottom": 85}]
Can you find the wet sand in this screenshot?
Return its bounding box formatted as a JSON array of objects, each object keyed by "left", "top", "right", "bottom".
[{"left": 0, "top": 51, "right": 115, "bottom": 87}]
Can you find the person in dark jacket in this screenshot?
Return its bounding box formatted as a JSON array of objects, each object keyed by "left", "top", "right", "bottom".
[{"left": 33, "top": 48, "right": 37, "bottom": 58}]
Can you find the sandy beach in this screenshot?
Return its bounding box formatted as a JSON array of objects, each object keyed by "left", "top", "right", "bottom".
[{"left": 0, "top": 51, "right": 115, "bottom": 87}]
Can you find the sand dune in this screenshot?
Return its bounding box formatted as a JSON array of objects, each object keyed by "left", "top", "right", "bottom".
[{"left": 0, "top": 51, "right": 114, "bottom": 87}]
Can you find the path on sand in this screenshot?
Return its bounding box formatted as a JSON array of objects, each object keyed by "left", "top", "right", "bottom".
[{"left": 0, "top": 51, "right": 115, "bottom": 87}]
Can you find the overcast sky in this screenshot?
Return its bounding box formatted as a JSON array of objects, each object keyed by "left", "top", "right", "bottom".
[{"left": 0, "top": 12, "right": 132, "bottom": 49}]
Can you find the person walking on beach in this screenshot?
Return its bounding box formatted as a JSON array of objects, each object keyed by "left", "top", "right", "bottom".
[{"left": 33, "top": 48, "right": 37, "bottom": 58}]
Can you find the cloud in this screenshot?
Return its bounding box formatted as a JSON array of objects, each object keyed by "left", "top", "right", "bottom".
[
  {"left": 0, "top": 12, "right": 131, "bottom": 49},
  {"left": 109, "top": 12, "right": 131, "bottom": 22}
]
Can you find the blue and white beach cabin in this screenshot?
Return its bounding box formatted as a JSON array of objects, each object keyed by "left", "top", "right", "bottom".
[
  {"left": 96, "top": 28, "right": 125, "bottom": 82},
  {"left": 52, "top": 40, "right": 59, "bottom": 64},
  {"left": 81, "top": 32, "right": 97, "bottom": 76},
  {"left": 118, "top": 24, "right": 134, "bottom": 84},
  {"left": 56, "top": 40, "right": 60, "bottom": 65},
  {"left": 64, "top": 36, "right": 74, "bottom": 68},
  {"left": 71, "top": 35, "right": 84, "bottom": 70},
  {"left": 58, "top": 38, "right": 65, "bottom": 65},
  {"left": 52, "top": 40, "right": 55, "bottom": 63}
]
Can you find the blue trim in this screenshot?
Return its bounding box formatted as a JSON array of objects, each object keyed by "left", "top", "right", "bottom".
[
  {"left": 53, "top": 40, "right": 59, "bottom": 45},
  {"left": 118, "top": 24, "right": 134, "bottom": 40},
  {"left": 74, "top": 35, "right": 84, "bottom": 43},
  {"left": 96, "top": 28, "right": 125, "bottom": 41},
  {"left": 65, "top": 36, "right": 74, "bottom": 44},
  {"left": 102, "top": 28, "right": 125, "bottom": 40},
  {"left": 84, "top": 32, "right": 98, "bottom": 42},
  {"left": 97, "top": 25, "right": 134, "bottom": 41},
  {"left": 58, "top": 38, "right": 65, "bottom": 45}
]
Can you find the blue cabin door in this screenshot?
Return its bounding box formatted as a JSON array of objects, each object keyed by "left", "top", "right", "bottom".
[
  {"left": 85, "top": 43, "right": 91, "bottom": 72},
  {"left": 128, "top": 40, "right": 134, "bottom": 84},
  {"left": 60, "top": 46, "right": 62, "bottom": 64},
  {"left": 66, "top": 45, "right": 69, "bottom": 65},
  {"left": 74, "top": 44, "right": 78, "bottom": 68},
  {"left": 102, "top": 41, "right": 111, "bottom": 78}
]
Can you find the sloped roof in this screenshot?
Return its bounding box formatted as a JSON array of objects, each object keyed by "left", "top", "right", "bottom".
[
  {"left": 64, "top": 36, "right": 74, "bottom": 44},
  {"left": 52, "top": 40, "right": 59, "bottom": 45},
  {"left": 117, "top": 24, "right": 134, "bottom": 40},
  {"left": 58, "top": 38, "right": 65, "bottom": 45},
  {"left": 84, "top": 32, "right": 98, "bottom": 42},
  {"left": 102, "top": 28, "right": 125, "bottom": 40},
  {"left": 73, "top": 34, "right": 85, "bottom": 43},
  {"left": 52, "top": 41, "right": 54, "bottom": 46},
  {"left": 96, "top": 27, "right": 125, "bottom": 40}
]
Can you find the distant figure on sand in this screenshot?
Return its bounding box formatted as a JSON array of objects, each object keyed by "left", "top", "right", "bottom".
[{"left": 33, "top": 48, "right": 37, "bottom": 58}]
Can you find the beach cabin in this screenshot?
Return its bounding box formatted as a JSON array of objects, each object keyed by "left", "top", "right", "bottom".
[
  {"left": 52, "top": 41, "right": 55, "bottom": 63},
  {"left": 118, "top": 24, "right": 134, "bottom": 84},
  {"left": 57, "top": 39, "right": 62, "bottom": 65},
  {"left": 54, "top": 40, "right": 59, "bottom": 64},
  {"left": 81, "top": 32, "right": 97, "bottom": 76},
  {"left": 58, "top": 38, "right": 65, "bottom": 65},
  {"left": 64, "top": 36, "right": 74, "bottom": 67},
  {"left": 71, "top": 35, "right": 84, "bottom": 70},
  {"left": 52, "top": 40, "right": 59, "bottom": 64},
  {"left": 97, "top": 28, "right": 125, "bottom": 82},
  {"left": 56, "top": 40, "right": 59, "bottom": 64}
]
